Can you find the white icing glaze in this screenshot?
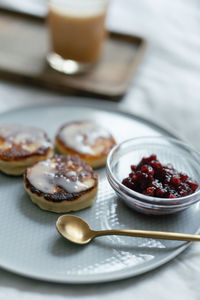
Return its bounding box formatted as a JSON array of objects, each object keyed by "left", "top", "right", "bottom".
[
  {"left": 28, "top": 160, "right": 57, "bottom": 194},
  {"left": 0, "top": 141, "right": 12, "bottom": 150},
  {"left": 59, "top": 121, "right": 111, "bottom": 155},
  {"left": 0, "top": 124, "right": 51, "bottom": 152},
  {"left": 28, "top": 159, "right": 89, "bottom": 194},
  {"left": 14, "top": 133, "right": 33, "bottom": 144},
  {"left": 54, "top": 176, "right": 87, "bottom": 193}
]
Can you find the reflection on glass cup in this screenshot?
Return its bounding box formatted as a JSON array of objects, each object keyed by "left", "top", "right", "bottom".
[{"left": 47, "top": 0, "right": 109, "bottom": 74}]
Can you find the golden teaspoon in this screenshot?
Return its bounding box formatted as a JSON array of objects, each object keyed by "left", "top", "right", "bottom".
[{"left": 56, "top": 214, "right": 200, "bottom": 245}]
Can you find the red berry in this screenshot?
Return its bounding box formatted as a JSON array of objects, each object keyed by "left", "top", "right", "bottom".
[
  {"left": 149, "top": 154, "right": 157, "bottom": 161},
  {"left": 150, "top": 161, "right": 162, "bottom": 170},
  {"left": 131, "top": 165, "right": 136, "bottom": 171},
  {"left": 141, "top": 165, "right": 149, "bottom": 173},
  {"left": 122, "top": 154, "right": 199, "bottom": 199},
  {"left": 141, "top": 164, "right": 154, "bottom": 176},
  {"left": 171, "top": 177, "right": 181, "bottom": 186},
  {"left": 169, "top": 194, "right": 175, "bottom": 198},
  {"left": 180, "top": 173, "right": 188, "bottom": 182},
  {"left": 187, "top": 180, "right": 198, "bottom": 192},
  {"left": 146, "top": 187, "right": 155, "bottom": 196},
  {"left": 131, "top": 175, "right": 137, "bottom": 182},
  {"left": 156, "top": 188, "right": 165, "bottom": 197}
]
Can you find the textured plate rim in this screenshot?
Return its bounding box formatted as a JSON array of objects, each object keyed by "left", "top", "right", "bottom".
[
  {"left": 0, "top": 100, "right": 196, "bottom": 284},
  {"left": 0, "top": 99, "right": 178, "bottom": 140},
  {"left": 0, "top": 240, "right": 194, "bottom": 284}
]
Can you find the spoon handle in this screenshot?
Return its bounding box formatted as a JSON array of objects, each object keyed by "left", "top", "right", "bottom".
[{"left": 93, "top": 229, "right": 200, "bottom": 242}]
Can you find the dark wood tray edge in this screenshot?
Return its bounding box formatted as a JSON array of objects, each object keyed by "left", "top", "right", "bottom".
[{"left": 0, "top": 10, "right": 148, "bottom": 101}]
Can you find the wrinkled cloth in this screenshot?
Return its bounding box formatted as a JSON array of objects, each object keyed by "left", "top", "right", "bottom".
[{"left": 0, "top": 0, "right": 200, "bottom": 299}]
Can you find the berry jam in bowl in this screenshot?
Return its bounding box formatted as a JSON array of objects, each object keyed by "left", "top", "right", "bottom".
[{"left": 106, "top": 136, "right": 200, "bottom": 215}]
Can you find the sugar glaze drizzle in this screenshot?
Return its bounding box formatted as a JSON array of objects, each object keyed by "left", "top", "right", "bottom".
[
  {"left": 27, "top": 158, "right": 90, "bottom": 194},
  {"left": 59, "top": 121, "right": 111, "bottom": 155},
  {"left": 0, "top": 124, "right": 51, "bottom": 151}
]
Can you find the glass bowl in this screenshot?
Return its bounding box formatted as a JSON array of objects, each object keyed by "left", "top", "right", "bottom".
[{"left": 106, "top": 136, "right": 200, "bottom": 215}]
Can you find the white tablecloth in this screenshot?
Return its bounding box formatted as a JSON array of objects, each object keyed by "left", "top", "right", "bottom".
[{"left": 0, "top": 0, "right": 200, "bottom": 299}]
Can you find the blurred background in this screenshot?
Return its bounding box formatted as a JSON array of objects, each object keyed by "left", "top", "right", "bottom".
[{"left": 0, "top": 0, "right": 199, "bottom": 148}]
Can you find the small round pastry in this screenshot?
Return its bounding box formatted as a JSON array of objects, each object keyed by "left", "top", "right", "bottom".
[
  {"left": 24, "top": 155, "right": 98, "bottom": 213},
  {"left": 0, "top": 124, "right": 53, "bottom": 175},
  {"left": 55, "top": 121, "right": 116, "bottom": 168}
]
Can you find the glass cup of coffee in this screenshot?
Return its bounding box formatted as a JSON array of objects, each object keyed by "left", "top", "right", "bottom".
[{"left": 47, "top": 0, "right": 109, "bottom": 75}]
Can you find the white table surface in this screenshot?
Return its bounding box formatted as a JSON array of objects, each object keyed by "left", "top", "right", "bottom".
[{"left": 0, "top": 0, "right": 200, "bottom": 299}]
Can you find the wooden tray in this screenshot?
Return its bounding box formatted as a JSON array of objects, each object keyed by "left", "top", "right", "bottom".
[{"left": 0, "top": 11, "right": 147, "bottom": 100}]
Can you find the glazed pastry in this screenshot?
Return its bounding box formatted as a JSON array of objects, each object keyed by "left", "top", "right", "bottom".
[
  {"left": 0, "top": 124, "right": 53, "bottom": 175},
  {"left": 24, "top": 155, "right": 98, "bottom": 213},
  {"left": 55, "top": 121, "right": 116, "bottom": 168}
]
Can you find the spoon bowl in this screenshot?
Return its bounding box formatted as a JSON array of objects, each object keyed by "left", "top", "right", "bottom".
[
  {"left": 56, "top": 214, "right": 95, "bottom": 244},
  {"left": 56, "top": 214, "right": 200, "bottom": 245}
]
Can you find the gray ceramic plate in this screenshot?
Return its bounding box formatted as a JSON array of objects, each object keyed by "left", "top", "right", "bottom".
[{"left": 0, "top": 101, "right": 199, "bottom": 283}]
